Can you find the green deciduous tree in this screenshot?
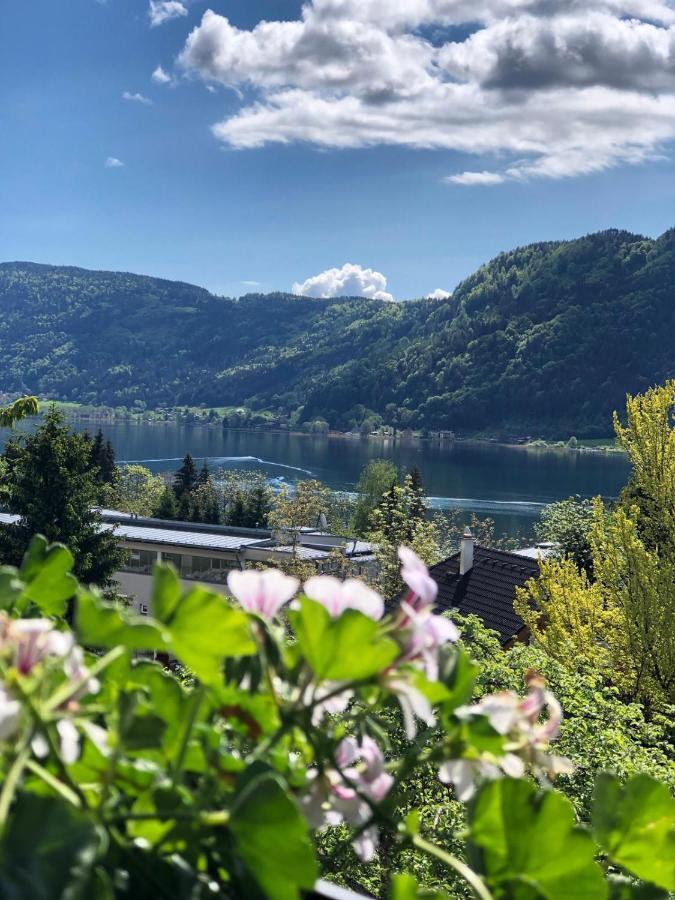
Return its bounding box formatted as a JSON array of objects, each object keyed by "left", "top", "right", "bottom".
[
  {"left": 369, "top": 475, "right": 440, "bottom": 600},
  {"left": 534, "top": 495, "right": 596, "bottom": 574},
  {"left": 352, "top": 459, "right": 399, "bottom": 536},
  {"left": 111, "top": 465, "right": 166, "bottom": 517}
]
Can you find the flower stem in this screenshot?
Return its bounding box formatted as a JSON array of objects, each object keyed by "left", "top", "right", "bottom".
[
  {"left": 171, "top": 685, "right": 204, "bottom": 783},
  {"left": 412, "top": 834, "right": 494, "bottom": 900},
  {"left": 26, "top": 759, "right": 82, "bottom": 807},
  {"left": 44, "top": 645, "right": 126, "bottom": 713},
  {"left": 0, "top": 746, "right": 30, "bottom": 827}
]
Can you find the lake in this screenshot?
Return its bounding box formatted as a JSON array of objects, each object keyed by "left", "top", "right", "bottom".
[{"left": 54, "top": 423, "right": 631, "bottom": 542}]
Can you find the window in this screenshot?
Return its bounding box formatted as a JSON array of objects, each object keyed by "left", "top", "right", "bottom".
[{"left": 121, "top": 549, "right": 156, "bottom": 575}]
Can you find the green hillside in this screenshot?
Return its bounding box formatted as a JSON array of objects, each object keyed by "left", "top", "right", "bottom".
[{"left": 1, "top": 227, "right": 673, "bottom": 435}]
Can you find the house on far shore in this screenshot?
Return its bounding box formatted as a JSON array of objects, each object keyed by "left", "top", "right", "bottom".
[{"left": 426, "top": 530, "right": 553, "bottom": 647}]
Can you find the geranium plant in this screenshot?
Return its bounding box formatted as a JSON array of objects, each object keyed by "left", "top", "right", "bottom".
[{"left": 0, "top": 537, "right": 672, "bottom": 899}]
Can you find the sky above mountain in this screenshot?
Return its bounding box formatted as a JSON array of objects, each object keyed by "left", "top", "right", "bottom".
[{"left": 2, "top": 0, "right": 675, "bottom": 300}]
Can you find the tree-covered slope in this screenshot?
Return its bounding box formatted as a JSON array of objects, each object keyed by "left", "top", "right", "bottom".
[{"left": 1, "top": 227, "right": 673, "bottom": 434}]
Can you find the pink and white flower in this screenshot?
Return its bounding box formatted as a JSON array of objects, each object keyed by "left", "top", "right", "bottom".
[
  {"left": 398, "top": 547, "right": 438, "bottom": 609},
  {"left": 440, "top": 673, "right": 573, "bottom": 801},
  {"left": 301, "top": 736, "right": 393, "bottom": 863},
  {"left": 0, "top": 685, "right": 20, "bottom": 741},
  {"left": 382, "top": 673, "right": 436, "bottom": 740},
  {"left": 227, "top": 569, "right": 299, "bottom": 619},
  {"left": 32, "top": 718, "right": 81, "bottom": 765},
  {"left": 0, "top": 617, "right": 73, "bottom": 676},
  {"left": 303, "top": 576, "right": 384, "bottom": 621}
]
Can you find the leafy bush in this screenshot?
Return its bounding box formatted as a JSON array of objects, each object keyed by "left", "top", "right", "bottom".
[{"left": 0, "top": 537, "right": 672, "bottom": 899}]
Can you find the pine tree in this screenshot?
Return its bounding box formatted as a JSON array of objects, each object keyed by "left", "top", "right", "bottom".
[
  {"left": 243, "top": 486, "right": 273, "bottom": 529},
  {"left": 155, "top": 487, "right": 178, "bottom": 520},
  {"left": 0, "top": 408, "right": 124, "bottom": 585},
  {"left": 226, "top": 493, "right": 246, "bottom": 527},
  {"left": 198, "top": 461, "right": 211, "bottom": 486},
  {"left": 177, "top": 492, "right": 192, "bottom": 522},
  {"left": 173, "top": 453, "right": 198, "bottom": 498}
]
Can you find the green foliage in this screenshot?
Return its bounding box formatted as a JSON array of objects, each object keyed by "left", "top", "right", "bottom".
[
  {"left": 369, "top": 475, "right": 440, "bottom": 600},
  {"left": 353, "top": 459, "right": 399, "bottom": 536},
  {"left": 0, "top": 538, "right": 671, "bottom": 900},
  {"left": 0, "top": 408, "right": 125, "bottom": 585},
  {"left": 534, "top": 495, "right": 596, "bottom": 573},
  {"left": 592, "top": 774, "right": 675, "bottom": 891},
  {"left": 2, "top": 229, "right": 674, "bottom": 433},
  {"left": 0, "top": 397, "right": 39, "bottom": 428},
  {"left": 467, "top": 779, "right": 607, "bottom": 899}
]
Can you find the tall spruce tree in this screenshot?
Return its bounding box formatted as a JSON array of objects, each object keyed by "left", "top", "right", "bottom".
[
  {"left": 173, "top": 453, "right": 198, "bottom": 498},
  {"left": 0, "top": 408, "right": 124, "bottom": 585}
]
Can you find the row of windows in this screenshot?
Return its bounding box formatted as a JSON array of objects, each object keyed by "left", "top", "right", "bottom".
[{"left": 121, "top": 549, "right": 237, "bottom": 582}]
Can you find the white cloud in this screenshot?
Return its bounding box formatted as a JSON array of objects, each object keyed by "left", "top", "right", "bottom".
[
  {"left": 292, "top": 264, "right": 395, "bottom": 302},
  {"left": 123, "top": 91, "right": 152, "bottom": 105},
  {"left": 241, "top": 280, "right": 262, "bottom": 287},
  {"left": 446, "top": 170, "right": 506, "bottom": 186},
  {"left": 105, "top": 157, "right": 124, "bottom": 168},
  {"left": 176, "top": 2, "right": 675, "bottom": 184},
  {"left": 149, "top": 1, "right": 187, "bottom": 28},
  {"left": 151, "top": 65, "right": 173, "bottom": 85},
  {"left": 427, "top": 288, "right": 452, "bottom": 299}
]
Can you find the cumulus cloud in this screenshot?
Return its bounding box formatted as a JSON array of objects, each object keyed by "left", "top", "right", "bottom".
[
  {"left": 152, "top": 65, "right": 173, "bottom": 85},
  {"left": 149, "top": 1, "right": 187, "bottom": 27},
  {"left": 427, "top": 288, "right": 452, "bottom": 299},
  {"left": 105, "top": 157, "right": 124, "bottom": 168},
  {"left": 176, "top": 1, "right": 675, "bottom": 184},
  {"left": 292, "top": 264, "right": 395, "bottom": 302},
  {"left": 123, "top": 91, "right": 152, "bottom": 105}
]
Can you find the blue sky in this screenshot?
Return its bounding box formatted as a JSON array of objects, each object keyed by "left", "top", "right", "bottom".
[{"left": 1, "top": 0, "right": 674, "bottom": 300}]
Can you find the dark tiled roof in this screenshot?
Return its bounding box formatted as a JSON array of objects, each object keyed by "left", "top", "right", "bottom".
[{"left": 429, "top": 546, "right": 540, "bottom": 645}]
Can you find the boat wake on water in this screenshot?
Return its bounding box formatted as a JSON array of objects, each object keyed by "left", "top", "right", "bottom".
[
  {"left": 426, "top": 496, "right": 547, "bottom": 515},
  {"left": 119, "top": 455, "right": 314, "bottom": 476}
]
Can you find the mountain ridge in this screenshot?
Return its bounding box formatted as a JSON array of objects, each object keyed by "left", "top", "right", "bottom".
[{"left": 1, "top": 227, "right": 673, "bottom": 436}]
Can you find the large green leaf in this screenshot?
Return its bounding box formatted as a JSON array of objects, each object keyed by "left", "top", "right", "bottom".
[
  {"left": 230, "top": 773, "right": 318, "bottom": 900},
  {"left": 150, "top": 564, "right": 182, "bottom": 622},
  {"left": 468, "top": 778, "right": 607, "bottom": 900},
  {"left": 593, "top": 773, "right": 675, "bottom": 891},
  {"left": 162, "top": 586, "right": 256, "bottom": 684},
  {"left": 20, "top": 536, "right": 78, "bottom": 616},
  {"left": 76, "top": 590, "right": 167, "bottom": 651},
  {"left": 290, "top": 597, "right": 399, "bottom": 681},
  {"left": 0, "top": 793, "right": 99, "bottom": 900}
]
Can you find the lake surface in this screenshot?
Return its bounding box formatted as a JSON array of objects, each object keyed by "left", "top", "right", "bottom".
[{"left": 52, "top": 423, "right": 630, "bottom": 541}]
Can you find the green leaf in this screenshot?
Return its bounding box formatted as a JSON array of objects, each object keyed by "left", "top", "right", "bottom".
[
  {"left": 0, "top": 793, "right": 99, "bottom": 900},
  {"left": 20, "top": 536, "right": 78, "bottom": 616},
  {"left": 593, "top": 773, "right": 675, "bottom": 890},
  {"left": 290, "top": 597, "right": 399, "bottom": 681},
  {"left": 390, "top": 874, "right": 450, "bottom": 900},
  {"left": 150, "top": 564, "right": 182, "bottom": 622},
  {"left": 438, "top": 644, "right": 479, "bottom": 712},
  {"left": 607, "top": 875, "right": 669, "bottom": 900},
  {"left": 230, "top": 773, "right": 318, "bottom": 900},
  {"left": 76, "top": 590, "right": 167, "bottom": 651},
  {"left": 468, "top": 778, "right": 607, "bottom": 900},
  {"left": 163, "top": 586, "right": 255, "bottom": 684}
]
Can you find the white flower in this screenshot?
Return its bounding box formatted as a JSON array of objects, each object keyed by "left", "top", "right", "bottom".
[
  {"left": 438, "top": 759, "right": 502, "bottom": 802},
  {"left": 32, "top": 719, "right": 80, "bottom": 764},
  {"left": 398, "top": 547, "right": 438, "bottom": 608},
  {"left": 304, "top": 681, "right": 354, "bottom": 725},
  {"left": 227, "top": 569, "right": 299, "bottom": 619},
  {"left": 304, "top": 576, "right": 384, "bottom": 620},
  {"left": 64, "top": 645, "right": 100, "bottom": 698},
  {"left": 383, "top": 674, "right": 436, "bottom": 741},
  {"left": 0, "top": 685, "right": 20, "bottom": 741}
]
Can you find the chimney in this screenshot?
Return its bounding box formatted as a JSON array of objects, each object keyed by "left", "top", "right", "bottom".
[{"left": 460, "top": 527, "right": 474, "bottom": 575}]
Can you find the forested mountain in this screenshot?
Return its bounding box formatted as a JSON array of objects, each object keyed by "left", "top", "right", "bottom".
[{"left": 1, "top": 227, "right": 674, "bottom": 435}]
